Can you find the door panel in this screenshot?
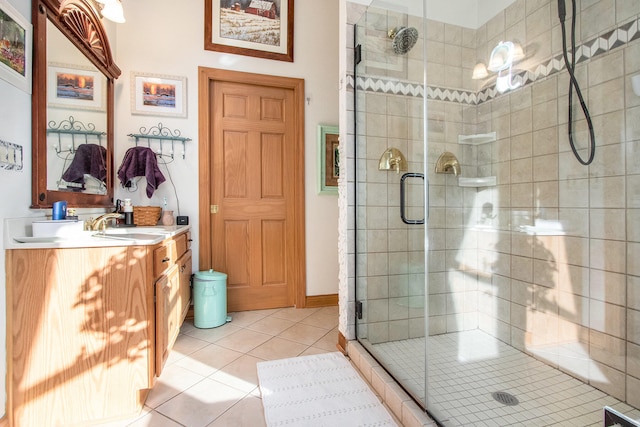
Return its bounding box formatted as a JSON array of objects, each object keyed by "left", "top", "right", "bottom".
[
  {"left": 211, "top": 80, "right": 298, "bottom": 311},
  {"left": 262, "top": 219, "right": 286, "bottom": 284},
  {"left": 223, "top": 131, "right": 248, "bottom": 197}
]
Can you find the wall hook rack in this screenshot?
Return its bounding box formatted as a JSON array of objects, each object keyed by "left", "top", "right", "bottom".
[
  {"left": 127, "top": 123, "right": 191, "bottom": 159},
  {"left": 47, "top": 116, "right": 106, "bottom": 154}
]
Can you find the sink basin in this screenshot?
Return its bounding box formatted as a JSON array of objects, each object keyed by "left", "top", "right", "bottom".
[
  {"left": 13, "top": 236, "right": 68, "bottom": 243},
  {"left": 93, "top": 232, "right": 166, "bottom": 241},
  {"left": 14, "top": 231, "right": 166, "bottom": 244},
  {"left": 103, "top": 226, "right": 172, "bottom": 234}
]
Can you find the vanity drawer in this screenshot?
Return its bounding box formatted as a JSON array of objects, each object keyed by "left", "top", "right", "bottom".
[
  {"left": 174, "top": 233, "right": 188, "bottom": 259},
  {"left": 153, "top": 231, "right": 189, "bottom": 278},
  {"left": 154, "top": 239, "right": 176, "bottom": 278}
]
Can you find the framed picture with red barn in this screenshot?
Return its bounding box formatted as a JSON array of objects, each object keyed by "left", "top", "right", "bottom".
[{"left": 205, "top": 0, "right": 294, "bottom": 62}]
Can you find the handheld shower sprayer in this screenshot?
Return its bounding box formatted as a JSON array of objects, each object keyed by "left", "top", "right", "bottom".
[
  {"left": 557, "top": 0, "right": 566, "bottom": 22},
  {"left": 557, "top": 0, "right": 596, "bottom": 165}
]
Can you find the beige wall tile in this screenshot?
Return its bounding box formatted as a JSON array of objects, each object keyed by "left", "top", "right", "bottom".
[
  {"left": 533, "top": 153, "right": 559, "bottom": 182},
  {"left": 589, "top": 360, "right": 626, "bottom": 401},
  {"left": 558, "top": 290, "right": 589, "bottom": 326},
  {"left": 627, "top": 242, "right": 640, "bottom": 277},
  {"left": 628, "top": 342, "right": 640, "bottom": 378},
  {"left": 511, "top": 108, "right": 534, "bottom": 136},
  {"left": 589, "top": 142, "right": 626, "bottom": 178},
  {"left": 590, "top": 329, "right": 626, "bottom": 371},
  {"left": 558, "top": 263, "right": 590, "bottom": 296},
  {"left": 590, "top": 239, "right": 626, "bottom": 273},
  {"left": 559, "top": 207, "right": 589, "bottom": 237},
  {"left": 590, "top": 209, "right": 626, "bottom": 241},
  {"left": 589, "top": 78, "right": 625, "bottom": 117},
  {"left": 627, "top": 175, "right": 640, "bottom": 208},
  {"left": 629, "top": 275, "right": 640, "bottom": 311},
  {"left": 590, "top": 269, "right": 627, "bottom": 306},
  {"left": 559, "top": 179, "right": 589, "bottom": 208},
  {"left": 512, "top": 255, "right": 533, "bottom": 282},
  {"left": 589, "top": 50, "right": 625, "bottom": 87},
  {"left": 589, "top": 299, "right": 626, "bottom": 338},
  {"left": 627, "top": 375, "right": 640, "bottom": 409}
]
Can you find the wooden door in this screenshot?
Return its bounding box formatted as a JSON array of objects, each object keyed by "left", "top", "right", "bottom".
[{"left": 198, "top": 69, "right": 306, "bottom": 312}]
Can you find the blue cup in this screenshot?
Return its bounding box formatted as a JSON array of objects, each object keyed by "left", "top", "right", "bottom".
[{"left": 52, "top": 201, "right": 67, "bottom": 220}]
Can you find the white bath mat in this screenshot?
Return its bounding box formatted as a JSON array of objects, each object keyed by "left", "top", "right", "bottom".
[{"left": 257, "top": 352, "right": 397, "bottom": 427}]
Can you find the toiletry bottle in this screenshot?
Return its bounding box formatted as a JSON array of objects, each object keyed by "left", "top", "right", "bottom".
[{"left": 123, "top": 199, "right": 134, "bottom": 225}]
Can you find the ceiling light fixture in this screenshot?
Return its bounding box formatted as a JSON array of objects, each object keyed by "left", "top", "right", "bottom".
[{"left": 95, "top": 0, "right": 125, "bottom": 23}]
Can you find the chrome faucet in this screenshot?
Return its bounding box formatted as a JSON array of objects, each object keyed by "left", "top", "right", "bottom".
[{"left": 85, "top": 213, "right": 124, "bottom": 232}]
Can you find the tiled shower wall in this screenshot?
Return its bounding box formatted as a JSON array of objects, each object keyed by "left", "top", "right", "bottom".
[
  {"left": 344, "top": 0, "right": 640, "bottom": 408},
  {"left": 467, "top": 0, "right": 640, "bottom": 407}
]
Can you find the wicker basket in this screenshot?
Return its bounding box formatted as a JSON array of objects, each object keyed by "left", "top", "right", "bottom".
[{"left": 133, "top": 206, "right": 162, "bottom": 226}]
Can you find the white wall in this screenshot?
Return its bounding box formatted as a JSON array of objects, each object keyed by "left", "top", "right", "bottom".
[
  {"left": 113, "top": 0, "right": 340, "bottom": 296},
  {"left": 0, "top": 1, "right": 35, "bottom": 416}
]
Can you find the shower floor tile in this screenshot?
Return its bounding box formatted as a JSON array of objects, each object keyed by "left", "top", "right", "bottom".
[{"left": 364, "top": 330, "right": 640, "bottom": 426}]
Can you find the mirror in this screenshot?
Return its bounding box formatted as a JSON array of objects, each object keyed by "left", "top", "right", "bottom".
[
  {"left": 32, "top": 0, "right": 121, "bottom": 208},
  {"left": 46, "top": 20, "right": 108, "bottom": 195}
]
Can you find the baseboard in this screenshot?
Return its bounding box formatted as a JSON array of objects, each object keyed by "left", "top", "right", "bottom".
[
  {"left": 337, "top": 331, "right": 347, "bottom": 355},
  {"left": 305, "top": 293, "right": 338, "bottom": 308}
]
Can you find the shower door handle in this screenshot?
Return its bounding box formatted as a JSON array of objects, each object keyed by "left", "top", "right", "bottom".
[{"left": 400, "top": 172, "right": 425, "bottom": 225}]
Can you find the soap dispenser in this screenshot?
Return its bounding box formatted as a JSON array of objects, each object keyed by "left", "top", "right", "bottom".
[{"left": 122, "top": 199, "right": 134, "bottom": 226}]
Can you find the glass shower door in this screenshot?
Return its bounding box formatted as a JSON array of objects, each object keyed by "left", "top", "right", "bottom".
[{"left": 353, "top": 1, "right": 427, "bottom": 407}]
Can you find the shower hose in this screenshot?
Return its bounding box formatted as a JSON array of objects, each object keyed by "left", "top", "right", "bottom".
[{"left": 557, "top": 0, "right": 596, "bottom": 165}]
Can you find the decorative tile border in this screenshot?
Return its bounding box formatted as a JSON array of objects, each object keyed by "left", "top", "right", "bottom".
[{"left": 348, "top": 17, "right": 640, "bottom": 106}]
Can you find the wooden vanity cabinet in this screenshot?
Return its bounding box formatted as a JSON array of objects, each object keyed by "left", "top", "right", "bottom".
[{"left": 6, "top": 230, "right": 192, "bottom": 427}]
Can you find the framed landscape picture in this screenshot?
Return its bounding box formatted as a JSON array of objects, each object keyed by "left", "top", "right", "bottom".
[
  {"left": 47, "top": 63, "right": 105, "bottom": 111},
  {"left": 0, "top": 0, "right": 32, "bottom": 93},
  {"left": 205, "top": 0, "right": 294, "bottom": 62},
  {"left": 318, "top": 125, "right": 339, "bottom": 195},
  {"left": 131, "top": 72, "right": 187, "bottom": 118}
]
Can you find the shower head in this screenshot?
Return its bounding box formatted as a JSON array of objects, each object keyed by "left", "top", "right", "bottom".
[{"left": 388, "top": 27, "right": 419, "bottom": 55}]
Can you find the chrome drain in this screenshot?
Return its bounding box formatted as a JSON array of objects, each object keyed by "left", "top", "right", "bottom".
[{"left": 492, "top": 391, "right": 519, "bottom": 406}]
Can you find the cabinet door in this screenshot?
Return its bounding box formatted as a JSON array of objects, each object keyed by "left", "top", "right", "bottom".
[
  {"left": 155, "top": 264, "right": 180, "bottom": 376},
  {"left": 177, "top": 249, "right": 193, "bottom": 322},
  {"left": 7, "top": 247, "right": 152, "bottom": 427}
]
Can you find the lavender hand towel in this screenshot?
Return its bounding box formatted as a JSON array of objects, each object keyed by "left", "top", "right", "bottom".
[
  {"left": 117, "top": 146, "right": 166, "bottom": 198},
  {"left": 61, "top": 143, "right": 107, "bottom": 184}
]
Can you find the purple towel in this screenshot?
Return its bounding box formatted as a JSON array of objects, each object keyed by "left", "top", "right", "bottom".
[
  {"left": 61, "top": 143, "right": 107, "bottom": 184},
  {"left": 117, "top": 146, "right": 166, "bottom": 198}
]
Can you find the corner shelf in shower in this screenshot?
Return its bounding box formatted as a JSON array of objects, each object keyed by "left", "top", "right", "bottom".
[
  {"left": 458, "top": 132, "right": 497, "bottom": 145},
  {"left": 458, "top": 176, "right": 497, "bottom": 187}
]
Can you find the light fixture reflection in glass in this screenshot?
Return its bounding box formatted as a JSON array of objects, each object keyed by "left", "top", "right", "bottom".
[
  {"left": 512, "top": 42, "right": 524, "bottom": 62},
  {"left": 488, "top": 41, "right": 520, "bottom": 93},
  {"left": 472, "top": 62, "right": 488, "bottom": 80}
]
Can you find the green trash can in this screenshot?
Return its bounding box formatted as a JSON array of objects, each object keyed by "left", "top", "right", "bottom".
[{"left": 193, "top": 269, "right": 229, "bottom": 328}]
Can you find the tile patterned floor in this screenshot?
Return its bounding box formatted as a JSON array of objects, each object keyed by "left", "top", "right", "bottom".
[
  {"left": 97, "top": 306, "right": 340, "bottom": 427},
  {"left": 367, "top": 330, "right": 640, "bottom": 427}
]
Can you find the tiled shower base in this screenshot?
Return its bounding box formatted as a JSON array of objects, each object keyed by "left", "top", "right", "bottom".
[{"left": 360, "top": 330, "right": 640, "bottom": 426}]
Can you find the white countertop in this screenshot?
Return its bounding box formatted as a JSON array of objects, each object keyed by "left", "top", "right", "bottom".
[{"left": 4, "top": 217, "right": 190, "bottom": 249}]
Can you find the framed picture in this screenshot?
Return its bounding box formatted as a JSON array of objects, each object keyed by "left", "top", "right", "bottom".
[
  {"left": 47, "top": 63, "right": 105, "bottom": 111},
  {"left": 131, "top": 72, "right": 187, "bottom": 118},
  {"left": 0, "top": 0, "right": 32, "bottom": 93},
  {"left": 205, "top": 0, "right": 294, "bottom": 62},
  {"left": 318, "top": 125, "right": 339, "bottom": 195}
]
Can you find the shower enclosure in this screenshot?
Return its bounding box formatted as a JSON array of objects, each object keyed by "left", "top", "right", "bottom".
[{"left": 351, "top": 0, "right": 640, "bottom": 424}]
